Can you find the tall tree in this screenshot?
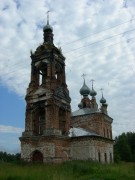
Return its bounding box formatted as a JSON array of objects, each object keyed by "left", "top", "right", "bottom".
[{"left": 114, "top": 132, "right": 135, "bottom": 162}]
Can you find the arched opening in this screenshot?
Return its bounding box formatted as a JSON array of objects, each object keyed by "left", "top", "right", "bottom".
[
  {"left": 59, "top": 108, "right": 66, "bottom": 134},
  {"left": 32, "top": 150, "right": 43, "bottom": 162},
  {"left": 38, "top": 63, "right": 47, "bottom": 86},
  {"left": 33, "top": 102, "right": 45, "bottom": 135},
  {"left": 38, "top": 107, "right": 45, "bottom": 135},
  {"left": 55, "top": 63, "right": 63, "bottom": 84}
]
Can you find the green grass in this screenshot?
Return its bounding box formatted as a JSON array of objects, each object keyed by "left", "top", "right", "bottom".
[{"left": 0, "top": 161, "right": 135, "bottom": 180}]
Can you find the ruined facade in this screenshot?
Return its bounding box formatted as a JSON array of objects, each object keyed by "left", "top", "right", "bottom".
[{"left": 20, "top": 18, "right": 114, "bottom": 163}]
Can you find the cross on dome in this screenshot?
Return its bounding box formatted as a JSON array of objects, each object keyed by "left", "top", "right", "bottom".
[
  {"left": 81, "top": 73, "right": 86, "bottom": 81},
  {"left": 46, "top": 10, "right": 50, "bottom": 25},
  {"left": 90, "top": 79, "right": 97, "bottom": 97},
  {"left": 100, "top": 88, "right": 106, "bottom": 104}
]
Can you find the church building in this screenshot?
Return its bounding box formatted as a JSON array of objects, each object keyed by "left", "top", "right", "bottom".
[{"left": 20, "top": 16, "right": 114, "bottom": 163}]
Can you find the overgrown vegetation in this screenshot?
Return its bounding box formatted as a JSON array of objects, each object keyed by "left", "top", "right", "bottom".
[
  {"left": 114, "top": 132, "right": 135, "bottom": 162},
  {"left": 0, "top": 132, "right": 135, "bottom": 179},
  {"left": 0, "top": 161, "right": 135, "bottom": 180}
]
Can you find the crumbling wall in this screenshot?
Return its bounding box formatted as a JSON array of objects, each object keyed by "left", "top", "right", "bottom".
[
  {"left": 20, "top": 136, "right": 70, "bottom": 163},
  {"left": 70, "top": 136, "right": 113, "bottom": 163}
]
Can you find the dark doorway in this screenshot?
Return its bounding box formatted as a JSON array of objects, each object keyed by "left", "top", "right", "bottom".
[{"left": 32, "top": 150, "right": 43, "bottom": 162}]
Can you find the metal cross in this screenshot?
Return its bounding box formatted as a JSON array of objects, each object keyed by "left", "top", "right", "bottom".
[
  {"left": 46, "top": 10, "right": 50, "bottom": 24},
  {"left": 100, "top": 88, "right": 104, "bottom": 96},
  {"left": 90, "top": 79, "right": 95, "bottom": 88},
  {"left": 81, "top": 73, "right": 86, "bottom": 80}
]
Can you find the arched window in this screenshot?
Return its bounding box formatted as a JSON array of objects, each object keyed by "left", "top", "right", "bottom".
[
  {"left": 33, "top": 103, "right": 45, "bottom": 135},
  {"left": 38, "top": 63, "right": 47, "bottom": 86},
  {"left": 38, "top": 107, "right": 45, "bottom": 135},
  {"left": 39, "top": 73, "right": 42, "bottom": 85},
  {"left": 55, "top": 63, "right": 63, "bottom": 84}
]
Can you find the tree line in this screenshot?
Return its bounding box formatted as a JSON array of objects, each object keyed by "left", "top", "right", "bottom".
[
  {"left": 114, "top": 132, "right": 135, "bottom": 162},
  {"left": 0, "top": 151, "right": 20, "bottom": 162}
]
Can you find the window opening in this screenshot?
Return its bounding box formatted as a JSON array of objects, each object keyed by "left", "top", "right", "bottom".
[
  {"left": 104, "top": 153, "right": 107, "bottom": 162},
  {"left": 55, "top": 74, "right": 57, "bottom": 79},
  {"left": 39, "top": 73, "right": 42, "bottom": 85}
]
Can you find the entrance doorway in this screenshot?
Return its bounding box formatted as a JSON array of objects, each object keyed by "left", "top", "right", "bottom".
[{"left": 32, "top": 150, "right": 43, "bottom": 162}]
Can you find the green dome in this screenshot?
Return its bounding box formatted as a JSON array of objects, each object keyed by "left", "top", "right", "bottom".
[
  {"left": 80, "top": 81, "right": 90, "bottom": 96},
  {"left": 90, "top": 88, "right": 97, "bottom": 97},
  {"left": 78, "top": 102, "right": 83, "bottom": 109},
  {"left": 100, "top": 96, "right": 106, "bottom": 104},
  {"left": 43, "top": 24, "right": 53, "bottom": 31}
]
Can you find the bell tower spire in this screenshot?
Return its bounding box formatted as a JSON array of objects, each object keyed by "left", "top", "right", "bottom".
[
  {"left": 47, "top": 10, "right": 50, "bottom": 25},
  {"left": 43, "top": 11, "right": 53, "bottom": 44}
]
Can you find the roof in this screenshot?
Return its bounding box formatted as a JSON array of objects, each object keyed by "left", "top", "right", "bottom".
[
  {"left": 68, "top": 127, "right": 97, "bottom": 137},
  {"left": 71, "top": 108, "right": 98, "bottom": 117}
]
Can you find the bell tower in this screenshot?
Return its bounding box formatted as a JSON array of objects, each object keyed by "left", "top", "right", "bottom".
[
  {"left": 25, "top": 14, "right": 71, "bottom": 136},
  {"left": 20, "top": 14, "right": 71, "bottom": 162}
]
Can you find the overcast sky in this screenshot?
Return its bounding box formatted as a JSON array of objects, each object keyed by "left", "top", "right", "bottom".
[{"left": 0, "top": 0, "right": 135, "bottom": 153}]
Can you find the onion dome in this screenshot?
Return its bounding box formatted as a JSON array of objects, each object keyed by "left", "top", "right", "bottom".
[
  {"left": 43, "top": 11, "right": 53, "bottom": 31},
  {"left": 43, "top": 11, "right": 53, "bottom": 44},
  {"left": 100, "top": 96, "right": 106, "bottom": 104},
  {"left": 78, "top": 102, "right": 83, "bottom": 109},
  {"left": 100, "top": 89, "right": 107, "bottom": 104},
  {"left": 90, "top": 88, "right": 97, "bottom": 97},
  {"left": 90, "top": 80, "right": 97, "bottom": 97},
  {"left": 80, "top": 80, "right": 90, "bottom": 97},
  {"left": 43, "top": 22, "right": 53, "bottom": 31}
]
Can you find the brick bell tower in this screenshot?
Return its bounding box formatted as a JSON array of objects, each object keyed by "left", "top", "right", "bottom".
[{"left": 20, "top": 13, "right": 71, "bottom": 162}]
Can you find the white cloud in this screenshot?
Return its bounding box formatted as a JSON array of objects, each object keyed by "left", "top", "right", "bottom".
[
  {"left": 0, "top": 125, "right": 23, "bottom": 134},
  {"left": 0, "top": 0, "right": 135, "bottom": 143}
]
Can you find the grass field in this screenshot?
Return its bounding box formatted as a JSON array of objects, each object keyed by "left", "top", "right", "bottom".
[{"left": 0, "top": 161, "right": 135, "bottom": 180}]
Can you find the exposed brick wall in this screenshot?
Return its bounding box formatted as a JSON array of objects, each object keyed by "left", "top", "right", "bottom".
[
  {"left": 71, "top": 113, "right": 112, "bottom": 139},
  {"left": 20, "top": 136, "right": 71, "bottom": 163},
  {"left": 70, "top": 136, "right": 114, "bottom": 163},
  {"left": 20, "top": 135, "right": 113, "bottom": 163}
]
